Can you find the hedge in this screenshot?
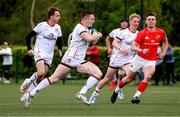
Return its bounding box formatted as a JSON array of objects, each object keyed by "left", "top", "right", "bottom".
[{"left": 0, "top": 46, "right": 179, "bottom": 83}]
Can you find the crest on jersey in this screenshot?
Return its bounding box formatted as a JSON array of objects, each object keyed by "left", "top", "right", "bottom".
[
  {"left": 145, "top": 36, "right": 149, "bottom": 39},
  {"left": 156, "top": 35, "right": 160, "bottom": 39},
  {"left": 151, "top": 40, "right": 155, "bottom": 43},
  {"left": 67, "top": 58, "right": 71, "bottom": 63},
  {"left": 55, "top": 28, "right": 59, "bottom": 33}
]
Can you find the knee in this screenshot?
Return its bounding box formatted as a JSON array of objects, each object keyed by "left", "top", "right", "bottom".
[
  {"left": 37, "top": 71, "right": 46, "bottom": 79},
  {"left": 95, "top": 71, "right": 103, "bottom": 80},
  {"left": 144, "top": 75, "right": 153, "bottom": 82}
]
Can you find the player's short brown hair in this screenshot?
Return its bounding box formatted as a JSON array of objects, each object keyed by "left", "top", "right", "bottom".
[
  {"left": 81, "top": 10, "right": 95, "bottom": 19},
  {"left": 146, "top": 11, "right": 157, "bottom": 18},
  {"left": 48, "top": 7, "right": 60, "bottom": 19}
]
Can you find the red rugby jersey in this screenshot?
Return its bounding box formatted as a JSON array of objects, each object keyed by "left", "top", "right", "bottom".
[{"left": 134, "top": 27, "right": 167, "bottom": 60}]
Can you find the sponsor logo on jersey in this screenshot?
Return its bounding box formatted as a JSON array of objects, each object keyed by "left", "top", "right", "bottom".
[
  {"left": 67, "top": 58, "right": 71, "bottom": 63},
  {"left": 44, "top": 33, "right": 56, "bottom": 40},
  {"left": 126, "top": 41, "right": 133, "bottom": 45},
  {"left": 145, "top": 36, "right": 149, "bottom": 39},
  {"left": 55, "top": 28, "right": 59, "bottom": 33},
  {"left": 156, "top": 35, "right": 160, "bottom": 39}
]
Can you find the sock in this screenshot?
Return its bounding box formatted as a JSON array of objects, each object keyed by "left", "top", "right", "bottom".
[
  {"left": 28, "top": 73, "right": 37, "bottom": 83},
  {"left": 138, "top": 82, "right": 148, "bottom": 92},
  {"left": 114, "top": 78, "right": 121, "bottom": 93},
  {"left": 133, "top": 91, "right": 142, "bottom": 98},
  {"left": 30, "top": 78, "right": 51, "bottom": 96},
  {"left": 27, "top": 80, "right": 37, "bottom": 92},
  {"left": 118, "top": 78, "right": 127, "bottom": 89},
  {"left": 92, "top": 87, "right": 100, "bottom": 97},
  {"left": 79, "top": 76, "right": 98, "bottom": 94},
  {"left": 134, "top": 82, "right": 148, "bottom": 97}
]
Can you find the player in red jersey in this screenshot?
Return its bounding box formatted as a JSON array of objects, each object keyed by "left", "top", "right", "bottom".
[{"left": 111, "top": 11, "right": 169, "bottom": 104}]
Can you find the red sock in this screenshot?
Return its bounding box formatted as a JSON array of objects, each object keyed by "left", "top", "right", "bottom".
[
  {"left": 118, "top": 79, "right": 127, "bottom": 89},
  {"left": 137, "top": 82, "right": 148, "bottom": 92},
  {"left": 109, "top": 80, "right": 116, "bottom": 90}
]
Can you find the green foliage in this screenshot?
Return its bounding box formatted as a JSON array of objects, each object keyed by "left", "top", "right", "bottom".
[
  {"left": 0, "top": 0, "right": 179, "bottom": 45},
  {"left": 8, "top": 46, "right": 108, "bottom": 80},
  {"left": 174, "top": 47, "right": 180, "bottom": 76},
  {"left": 4, "top": 46, "right": 180, "bottom": 80},
  {"left": 0, "top": 0, "right": 17, "bottom": 18}
]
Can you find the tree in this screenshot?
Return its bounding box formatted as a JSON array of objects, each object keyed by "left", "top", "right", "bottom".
[{"left": 0, "top": 0, "right": 179, "bottom": 46}]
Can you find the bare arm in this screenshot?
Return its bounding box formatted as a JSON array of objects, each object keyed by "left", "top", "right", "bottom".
[
  {"left": 131, "top": 41, "right": 141, "bottom": 52},
  {"left": 106, "top": 36, "right": 111, "bottom": 50},
  {"left": 106, "top": 36, "right": 112, "bottom": 56},
  {"left": 81, "top": 32, "right": 102, "bottom": 42},
  {"left": 67, "top": 33, "right": 72, "bottom": 48},
  {"left": 112, "top": 37, "right": 129, "bottom": 56},
  {"left": 158, "top": 39, "right": 169, "bottom": 59},
  {"left": 131, "top": 41, "right": 149, "bottom": 55},
  {"left": 112, "top": 37, "right": 121, "bottom": 49}
]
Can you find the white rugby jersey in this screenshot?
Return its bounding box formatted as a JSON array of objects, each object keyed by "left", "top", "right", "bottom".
[
  {"left": 111, "top": 28, "right": 138, "bottom": 60},
  {"left": 63, "top": 23, "right": 90, "bottom": 60},
  {"left": 0, "top": 47, "right": 13, "bottom": 65},
  {"left": 109, "top": 28, "right": 123, "bottom": 39},
  {"left": 33, "top": 22, "right": 62, "bottom": 60}
]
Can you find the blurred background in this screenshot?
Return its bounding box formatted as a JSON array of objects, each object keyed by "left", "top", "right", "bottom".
[
  {"left": 0, "top": 0, "right": 180, "bottom": 46},
  {"left": 0, "top": 0, "right": 180, "bottom": 83}
]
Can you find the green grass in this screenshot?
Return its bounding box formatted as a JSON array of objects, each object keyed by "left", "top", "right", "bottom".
[{"left": 0, "top": 79, "right": 180, "bottom": 116}]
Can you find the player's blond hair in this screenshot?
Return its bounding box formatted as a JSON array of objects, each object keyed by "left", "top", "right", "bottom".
[{"left": 129, "top": 13, "right": 141, "bottom": 21}]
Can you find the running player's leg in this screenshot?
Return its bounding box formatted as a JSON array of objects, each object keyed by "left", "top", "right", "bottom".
[
  {"left": 132, "top": 64, "right": 155, "bottom": 104},
  {"left": 112, "top": 64, "right": 129, "bottom": 102},
  {"left": 77, "top": 62, "right": 103, "bottom": 95},
  {"left": 109, "top": 74, "right": 117, "bottom": 90},
  {"left": 27, "top": 63, "right": 49, "bottom": 92},
  {"left": 20, "top": 60, "right": 48, "bottom": 92},
  {"left": 89, "top": 67, "right": 117, "bottom": 104},
  {"left": 76, "top": 62, "right": 102, "bottom": 104},
  {"left": 30, "top": 63, "right": 71, "bottom": 96},
  {"left": 20, "top": 63, "right": 71, "bottom": 108},
  {"left": 117, "top": 55, "right": 145, "bottom": 91},
  {"left": 111, "top": 64, "right": 136, "bottom": 103}
]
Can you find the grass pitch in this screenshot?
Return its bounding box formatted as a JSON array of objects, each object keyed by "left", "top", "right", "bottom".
[{"left": 0, "top": 79, "right": 180, "bottom": 116}]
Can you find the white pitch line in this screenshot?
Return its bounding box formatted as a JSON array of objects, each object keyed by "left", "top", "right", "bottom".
[
  {"left": 148, "top": 91, "right": 180, "bottom": 93},
  {"left": 0, "top": 102, "right": 21, "bottom": 106}
]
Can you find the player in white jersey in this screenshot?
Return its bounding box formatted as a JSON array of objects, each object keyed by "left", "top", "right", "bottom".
[
  {"left": 89, "top": 13, "right": 141, "bottom": 104},
  {"left": 20, "top": 10, "right": 102, "bottom": 108},
  {"left": 106, "top": 18, "right": 128, "bottom": 91},
  {"left": 106, "top": 18, "right": 129, "bottom": 58},
  {"left": 20, "top": 7, "right": 63, "bottom": 93}
]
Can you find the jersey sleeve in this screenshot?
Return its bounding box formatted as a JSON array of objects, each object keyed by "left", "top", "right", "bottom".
[
  {"left": 56, "top": 37, "right": 62, "bottom": 50},
  {"left": 116, "top": 30, "right": 124, "bottom": 40},
  {"left": 77, "top": 25, "right": 87, "bottom": 35},
  {"left": 134, "top": 31, "right": 143, "bottom": 44},
  {"left": 109, "top": 30, "right": 115, "bottom": 39},
  {"left": 26, "top": 31, "right": 37, "bottom": 50},
  {"left": 58, "top": 25, "right": 62, "bottom": 37},
  {"left": 33, "top": 22, "right": 44, "bottom": 33}
]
